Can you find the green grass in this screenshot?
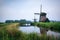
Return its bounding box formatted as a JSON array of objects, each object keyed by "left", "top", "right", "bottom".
[
  {"left": 31, "top": 22, "right": 60, "bottom": 32},
  {"left": 36, "top": 22, "right": 60, "bottom": 32},
  {"left": 0, "top": 23, "right": 9, "bottom": 27},
  {"left": 0, "top": 22, "right": 60, "bottom": 40},
  {"left": 0, "top": 30, "right": 59, "bottom": 40}
]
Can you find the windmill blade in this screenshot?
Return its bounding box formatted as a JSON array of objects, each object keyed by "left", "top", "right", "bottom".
[
  {"left": 39, "top": 4, "right": 42, "bottom": 22},
  {"left": 34, "top": 13, "right": 40, "bottom": 15}
]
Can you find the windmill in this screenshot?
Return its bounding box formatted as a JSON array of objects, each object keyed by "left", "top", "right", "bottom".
[{"left": 34, "top": 4, "right": 42, "bottom": 22}]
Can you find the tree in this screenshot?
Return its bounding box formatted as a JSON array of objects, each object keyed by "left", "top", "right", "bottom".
[{"left": 5, "top": 20, "right": 14, "bottom": 23}]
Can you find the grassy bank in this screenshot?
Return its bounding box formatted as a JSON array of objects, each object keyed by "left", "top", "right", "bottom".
[
  {"left": 32, "top": 22, "right": 60, "bottom": 32},
  {"left": 0, "top": 23, "right": 20, "bottom": 40},
  {"left": 0, "top": 30, "right": 59, "bottom": 40},
  {"left": 0, "top": 22, "right": 60, "bottom": 40}
]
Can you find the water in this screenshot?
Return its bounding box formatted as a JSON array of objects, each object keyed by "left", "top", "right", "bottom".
[
  {"left": 18, "top": 26, "right": 60, "bottom": 37},
  {"left": 19, "top": 26, "right": 40, "bottom": 34}
]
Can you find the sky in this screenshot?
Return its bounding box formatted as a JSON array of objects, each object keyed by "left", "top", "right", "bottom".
[{"left": 0, "top": 0, "right": 60, "bottom": 22}]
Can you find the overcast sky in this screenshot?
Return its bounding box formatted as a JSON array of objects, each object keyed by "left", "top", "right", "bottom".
[{"left": 0, "top": 0, "right": 60, "bottom": 22}]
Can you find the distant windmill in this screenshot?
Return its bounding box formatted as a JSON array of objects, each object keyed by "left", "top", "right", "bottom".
[{"left": 34, "top": 4, "right": 42, "bottom": 22}]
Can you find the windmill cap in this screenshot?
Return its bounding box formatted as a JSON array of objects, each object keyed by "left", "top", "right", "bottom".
[{"left": 40, "top": 12, "right": 47, "bottom": 16}]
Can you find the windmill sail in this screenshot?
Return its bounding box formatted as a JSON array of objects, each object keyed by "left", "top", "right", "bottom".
[{"left": 39, "top": 4, "right": 42, "bottom": 22}]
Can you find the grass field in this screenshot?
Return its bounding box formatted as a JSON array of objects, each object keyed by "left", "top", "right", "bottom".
[
  {"left": 37, "top": 22, "right": 60, "bottom": 32},
  {"left": 0, "top": 22, "right": 60, "bottom": 40},
  {"left": 31, "top": 22, "right": 60, "bottom": 32}
]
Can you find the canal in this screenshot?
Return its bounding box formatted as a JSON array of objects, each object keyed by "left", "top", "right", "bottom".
[{"left": 18, "top": 26, "right": 60, "bottom": 38}]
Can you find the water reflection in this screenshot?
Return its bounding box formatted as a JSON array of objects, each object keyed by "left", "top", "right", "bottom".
[
  {"left": 18, "top": 26, "right": 60, "bottom": 37},
  {"left": 47, "top": 30, "right": 60, "bottom": 37},
  {"left": 19, "top": 26, "right": 40, "bottom": 34}
]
